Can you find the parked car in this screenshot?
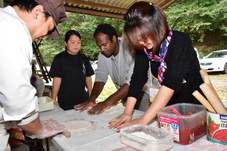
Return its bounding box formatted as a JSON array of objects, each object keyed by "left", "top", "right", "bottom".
[{"left": 199, "top": 49, "right": 227, "bottom": 73}]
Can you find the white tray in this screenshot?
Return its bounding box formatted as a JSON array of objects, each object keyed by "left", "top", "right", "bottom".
[{"left": 38, "top": 97, "right": 55, "bottom": 112}]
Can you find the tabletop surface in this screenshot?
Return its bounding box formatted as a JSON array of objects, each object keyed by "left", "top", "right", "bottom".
[{"left": 39, "top": 105, "right": 227, "bottom": 151}]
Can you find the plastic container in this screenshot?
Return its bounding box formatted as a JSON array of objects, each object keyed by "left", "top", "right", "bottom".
[
  {"left": 207, "top": 111, "right": 227, "bottom": 145},
  {"left": 120, "top": 124, "right": 174, "bottom": 151},
  {"left": 38, "top": 96, "right": 54, "bottom": 112},
  {"left": 157, "top": 103, "right": 206, "bottom": 145}
]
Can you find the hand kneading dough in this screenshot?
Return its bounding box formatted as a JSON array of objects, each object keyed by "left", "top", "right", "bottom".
[{"left": 87, "top": 106, "right": 110, "bottom": 113}]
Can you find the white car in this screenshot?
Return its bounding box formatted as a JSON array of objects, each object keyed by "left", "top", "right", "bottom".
[{"left": 200, "top": 49, "right": 227, "bottom": 73}]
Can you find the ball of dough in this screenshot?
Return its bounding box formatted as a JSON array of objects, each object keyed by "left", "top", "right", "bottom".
[{"left": 62, "top": 130, "right": 71, "bottom": 138}]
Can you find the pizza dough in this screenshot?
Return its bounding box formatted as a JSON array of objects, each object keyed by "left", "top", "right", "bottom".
[
  {"left": 104, "top": 109, "right": 110, "bottom": 113},
  {"left": 87, "top": 106, "right": 93, "bottom": 110},
  {"left": 64, "top": 119, "right": 93, "bottom": 132}
]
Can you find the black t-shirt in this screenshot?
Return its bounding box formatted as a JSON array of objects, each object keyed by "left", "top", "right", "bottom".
[
  {"left": 129, "top": 31, "right": 204, "bottom": 105},
  {"left": 49, "top": 51, "right": 94, "bottom": 110}
]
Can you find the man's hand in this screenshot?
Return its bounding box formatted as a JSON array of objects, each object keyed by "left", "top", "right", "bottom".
[
  {"left": 87, "top": 101, "right": 109, "bottom": 115},
  {"left": 74, "top": 100, "right": 95, "bottom": 112}
]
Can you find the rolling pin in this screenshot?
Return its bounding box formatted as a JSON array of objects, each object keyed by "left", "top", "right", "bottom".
[
  {"left": 200, "top": 83, "right": 227, "bottom": 115},
  {"left": 199, "top": 69, "right": 224, "bottom": 109},
  {"left": 192, "top": 90, "right": 216, "bottom": 113},
  {"left": 200, "top": 69, "right": 211, "bottom": 84}
]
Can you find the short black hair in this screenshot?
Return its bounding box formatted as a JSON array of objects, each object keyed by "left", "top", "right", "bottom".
[
  {"left": 65, "top": 30, "right": 81, "bottom": 42},
  {"left": 11, "top": 0, "right": 51, "bottom": 20},
  {"left": 11, "top": 0, "right": 38, "bottom": 12},
  {"left": 93, "top": 24, "right": 118, "bottom": 42}
]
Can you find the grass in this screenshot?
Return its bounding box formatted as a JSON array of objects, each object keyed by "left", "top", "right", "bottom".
[
  {"left": 209, "top": 73, "right": 227, "bottom": 79},
  {"left": 92, "top": 76, "right": 121, "bottom": 104},
  {"left": 96, "top": 77, "right": 117, "bottom": 103}
]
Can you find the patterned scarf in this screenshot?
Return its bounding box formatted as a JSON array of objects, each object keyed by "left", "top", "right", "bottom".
[{"left": 144, "top": 27, "right": 173, "bottom": 85}]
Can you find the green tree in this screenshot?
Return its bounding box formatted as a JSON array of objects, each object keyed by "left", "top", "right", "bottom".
[
  {"left": 39, "top": 12, "right": 123, "bottom": 65},
  {"left": 39, "top": 0, "right": 226, "bottom": 65},
  {"left": 165, "top": 0, "right": 227, "bottom": 54}
]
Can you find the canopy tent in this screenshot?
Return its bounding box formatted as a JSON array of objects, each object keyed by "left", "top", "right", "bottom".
[
  {"left": 1, "top": 0, "right": 177, "bottom": 83},
  {"left": 62, "top": 0, "right": 176, "bottom": 19},
  {"left": 3, "top": 0, "right": 176, "bottom": 19}
]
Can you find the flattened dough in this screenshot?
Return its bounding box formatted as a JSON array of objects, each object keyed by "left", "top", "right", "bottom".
[{"left": 64, "top": 119, "right": 93, "bottom": 132}]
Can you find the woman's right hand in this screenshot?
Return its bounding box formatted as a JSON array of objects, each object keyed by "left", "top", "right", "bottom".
[{"left": 108, "top": 114, "right": 132, "bottom": 130}]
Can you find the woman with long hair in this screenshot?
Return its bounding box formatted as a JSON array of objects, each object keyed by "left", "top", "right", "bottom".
[{"left": 109, "top": 2, "right": 203, "bottom": 129}]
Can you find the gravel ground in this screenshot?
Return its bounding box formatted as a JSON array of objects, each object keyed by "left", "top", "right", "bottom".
[{"left": 210, "top": 75, "right": 227, "bottom": 103}]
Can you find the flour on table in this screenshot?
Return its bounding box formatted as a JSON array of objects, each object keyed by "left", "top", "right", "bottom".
[
  {"left": 131, "top": 132, "right": 157, "bottom": 140},
  {"left": 64, "top": 119, "right": 93, "bottom": 132}
]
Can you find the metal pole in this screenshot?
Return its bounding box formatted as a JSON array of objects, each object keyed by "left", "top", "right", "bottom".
[{"left": 0, "top": 0, "right": 4, "bottom": 8}]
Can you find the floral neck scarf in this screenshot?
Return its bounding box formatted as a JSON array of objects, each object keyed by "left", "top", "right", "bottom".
[{"left": 144, "top": 27, "right": 173, "bottom": 85}]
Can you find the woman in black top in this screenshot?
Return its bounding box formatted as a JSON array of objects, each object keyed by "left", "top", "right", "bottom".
[
  {"left": 49, "top": 30, "right": 94, "bottom": 110},
  {"left": 109, "top": 2, "right": 203, "bottom": 129}
]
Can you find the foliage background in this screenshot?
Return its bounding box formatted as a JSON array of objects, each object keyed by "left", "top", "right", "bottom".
[{"left": 38, "top": 0, "right": 227, "bottom": 66}]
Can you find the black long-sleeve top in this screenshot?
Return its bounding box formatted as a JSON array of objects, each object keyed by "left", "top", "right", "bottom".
[{"left": 128, "top": 31, "right": 203, "bottom": 106}]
